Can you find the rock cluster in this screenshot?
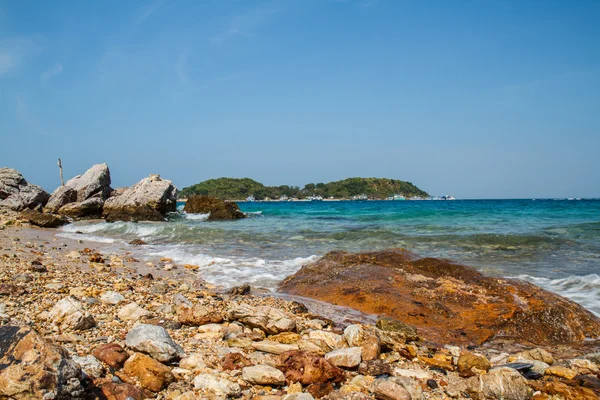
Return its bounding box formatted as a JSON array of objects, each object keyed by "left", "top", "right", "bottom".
[
  {"left": 183, "top": 194, "right": 247, "bottom": 220},
  {"left": 1, "top": 230, "right": 599, "bottom": 400}
]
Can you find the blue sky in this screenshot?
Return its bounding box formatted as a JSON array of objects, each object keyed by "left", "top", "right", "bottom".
[{"left": 1, "top": 0, "right": 599, "bottom": 198}]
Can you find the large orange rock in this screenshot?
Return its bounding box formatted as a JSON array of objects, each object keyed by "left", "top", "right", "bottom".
[
  {"left": 0, "top": 325, "right": 83, "bottom": 399},
  {"left": 279, "top": 249, "right": 600, "bottom": 346}
]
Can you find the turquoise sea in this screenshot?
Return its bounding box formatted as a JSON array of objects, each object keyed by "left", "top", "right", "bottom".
[{"left": 59, "top": 199, "right": 600, "bottom": 315}]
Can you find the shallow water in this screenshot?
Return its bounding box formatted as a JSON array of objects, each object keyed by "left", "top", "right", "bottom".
[{"left": 58, "top": 199, "right": 600, "bottom": 315}]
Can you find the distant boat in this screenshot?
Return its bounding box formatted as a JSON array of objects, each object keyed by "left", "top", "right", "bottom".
[
  {"left": 352, "top": 194, "right": 368, "bottom": 201},
  {"left": 308, "top": 195, "right": 323, "bottom": 201},
  {"left": 246, "top": 195, "right": 255, "bottom": 202},
  {"left": 279, "top": 195, "right": 289, "bottom": 201}
]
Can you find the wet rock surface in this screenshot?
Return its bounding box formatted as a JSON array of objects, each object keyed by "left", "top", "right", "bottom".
[
  {"left": 20, "top": 208, "right": 68, "bottom": 228},
  {"left": 183, "top": 194, "right": 247, "bottom": 220},
  {"left": 279, "top": 249, "right": 600, "bottom": 346}
]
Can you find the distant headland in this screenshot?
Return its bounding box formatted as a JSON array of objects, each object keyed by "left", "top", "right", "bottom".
[{"left": 179, "top": 177, "right": 430, "bottom": 201}]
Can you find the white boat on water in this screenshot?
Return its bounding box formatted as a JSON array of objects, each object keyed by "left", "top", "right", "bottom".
[
  {"left": 352, "top": 194, "right": 368, "bottom": 201},
  {"left": 308, "top": 195, "right": 323, "bottom": 201},
  {"left": 246, "top": 195, "right": 255, "bottom": 202},
  {"left": 279, "top": 195, "right": 289, "bottom": 201}
]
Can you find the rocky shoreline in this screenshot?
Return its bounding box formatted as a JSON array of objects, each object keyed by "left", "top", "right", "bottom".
[
  {"left": 1, "top": 208, "right": 600, "bottom": 400},
  {"left": 1, "top": 164, "right": 600, "bottom": 399}
]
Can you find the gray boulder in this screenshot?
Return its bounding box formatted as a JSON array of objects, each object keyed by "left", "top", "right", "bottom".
[
  {"left": 65, "top": 163, "right": 112, "bottom": 202},
  {"left": 58, "top": 197, "right": 104, "bottom": 219},
  {"left": 103, "top": 174, "right": 177, "bottom": 222},
  {"left": 0, "top": 168, "right": 49, "bottom": 211},
  {"left": 125, "top": 324, "right": 184, "bottom": 362},
  {"left": 45, "top": 186, "right": 78, "bottom": 213}
]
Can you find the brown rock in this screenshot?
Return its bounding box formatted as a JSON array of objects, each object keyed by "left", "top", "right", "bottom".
[
  {"left": 20, "top": 208, "right": 68, "bottom": 228},
  {"left": 93, "top": 343, "right": 130, "bottom": 369},
  {"left": 358, "top": 360, "right": 392, "bottom": 376},
  {"left": 545, "top": 365, "right": 577, "bottom": 380},
  {"left": 371, "top": 378, "right": 411, "bottom": 400},
  {"left": 0, "top": 283, "right": 25, "bottom": 296},
  {"left": 0, "top": 325, "right": 83, "bottom": 399},
  {"left": 183, "top": 195, "right": 246, "bottom": 220},
  {"left": 129, "top": 239, "right": 148, "bottom": 245},
  {"left": 279, "top": 249, "right": 600, "bottom": 346},
  {"left": 222, "top": 352, "right": 253, "bottom": 371},
  {"left": 177, "top": 303, "right": 223, "bottom": 326},
  {"left": 306, "top": 382, "right": 335, "bottom": 398},
  {"left": 278, "top": 350, "right": 345, "bottom": 385},
  {"left": 123, "top": 352, "right": 174, "bottom": 392},
  {"left": 96, "top": 380, "right": 150, "bottom": 400},
  {"left": 419, "top": 353, "right": 454, "bottom": 371},
  {"left": 457, "top": 351, "right": 491, "bottom": 377},
  {"left": 529, "top": 379, "right": 599, "bottom": 400}
]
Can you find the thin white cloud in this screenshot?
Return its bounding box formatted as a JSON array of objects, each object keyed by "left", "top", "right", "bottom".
[
  {"left": 41, "top": 63, "right": 63, "bottom": 83},
  {"left": 138, "top": 1, "right": 163, "bottom": 23},
  {"left": 175, "top": 52, "right": 188, "bottom": 83},
  {"left": 0, "top": 38, "right": 41, "bottom": 78},
  {"left": 209, "top": 2, "right": 278, "bottom": 46}
]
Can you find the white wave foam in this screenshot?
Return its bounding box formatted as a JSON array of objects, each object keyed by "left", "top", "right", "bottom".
[
  {"left": 183, "top": 213, "right": 210, "bottom": 221},
  {"left": 145, "top": 245, "right": 317, "bottom": 289},
  {"left": 57, "top": 232, "right": 117, "bottom": 243},
  {"left": 515, "top": 274, "right": 600, "bottom": 316}
]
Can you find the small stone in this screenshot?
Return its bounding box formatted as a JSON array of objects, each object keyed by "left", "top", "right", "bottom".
[
  {"left": 242, "top": 365, "right": 286, "bottom": 386},
  {"left": 93, "top": 343, "right": 130, "bottom": 369},
  {"left": 72, "top": 355, "right": 105, "bottom": 379},
  {"left": 177, "top": 304, "right": 223, "bottom": 326},
  {"left": 252, "top": 340, "right": 299, "bottom": 355},
  {"left": 179, "top": 353, "right": 206, "bottom": 371},
  {"left": 100, "top": 291, "right": 125, "bottom": 305},
  {"left": 457, "top": 351, "right": 491, "bottom": 377},
  {"left": 118, "top": 302, "right": 152, "bottom": 321},
  {"left": 125, "top": 324, "right": 184, "bottom": 363},
  {"left": 325, "top": 347, "right": 362, "bottom": 368},
  {"left": 48, "top": 296, "right": 96, "bottom": 331},
  {"left": 545, "top": 365, "right": 577, "bottom": 380},
  {"left": 371, "top": 378, "right": 411, "bottom": 400},
  {"left": 193, "top": 374, "right": 241, "bottom": 396},
  {"left": 123, "top": 353, "right": 174, "bottom": 392},
  {"left": 466, "top": 367, "right": 533, "bottom": 400}
]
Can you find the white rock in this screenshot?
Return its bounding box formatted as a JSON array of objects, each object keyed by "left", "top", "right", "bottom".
[
  {"left": 466, "top": 367, "right": 532, "bottom": 400},
  {"left": 283, "top": 394, "right": 315, "bottom": 400},
  {"left": 125, "top": 324, "right": 184, "bottom": 362},
  {"left": 308, "top": 330, "right": 345, "bottom": 349},
  {"left": 228, "top": 303, "right": 296, "bottom": 334},
  {"left": 48, "top": 297, "right": 95, "bottom": 331},
  {"left": 100, "top": 291, "right": 125, "bottom": 305},
  {"left": 196, "top": 323, "right": 226, "bottom": 340},
  {"left": 242, "top": 365, "right": 286, "bottom": 386},
  {"left": 393, "top": 368, "right": 433, "bottom": 380},
  {"left": 179, "top": 353, "right": 207, "bottom": 371},
  {"left": 72, "top": 355, "right": 105, "bottom": 379},
  {"left": 118, "top": 302, "right": 152, "bottom": 321},
  {"left": 193, "top": 373, "right": 241, "bottom": 396},
  {"left": 325, "top": 347, "right": 362, "bottom": 368},
  {"left": 252, "top": 340, "right": 299, "bottom": 355},
  {"left": 172, "top": 367, "right": 194, "bottom": 381}
]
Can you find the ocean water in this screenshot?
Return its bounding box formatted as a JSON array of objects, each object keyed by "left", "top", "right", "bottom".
[{"left": 58, "top": 199, "right": 600, "bottom": 316}]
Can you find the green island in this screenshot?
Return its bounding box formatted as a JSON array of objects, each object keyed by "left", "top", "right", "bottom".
[{"left": 179, "top": 177, "right": 429, "bottom": 200}]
